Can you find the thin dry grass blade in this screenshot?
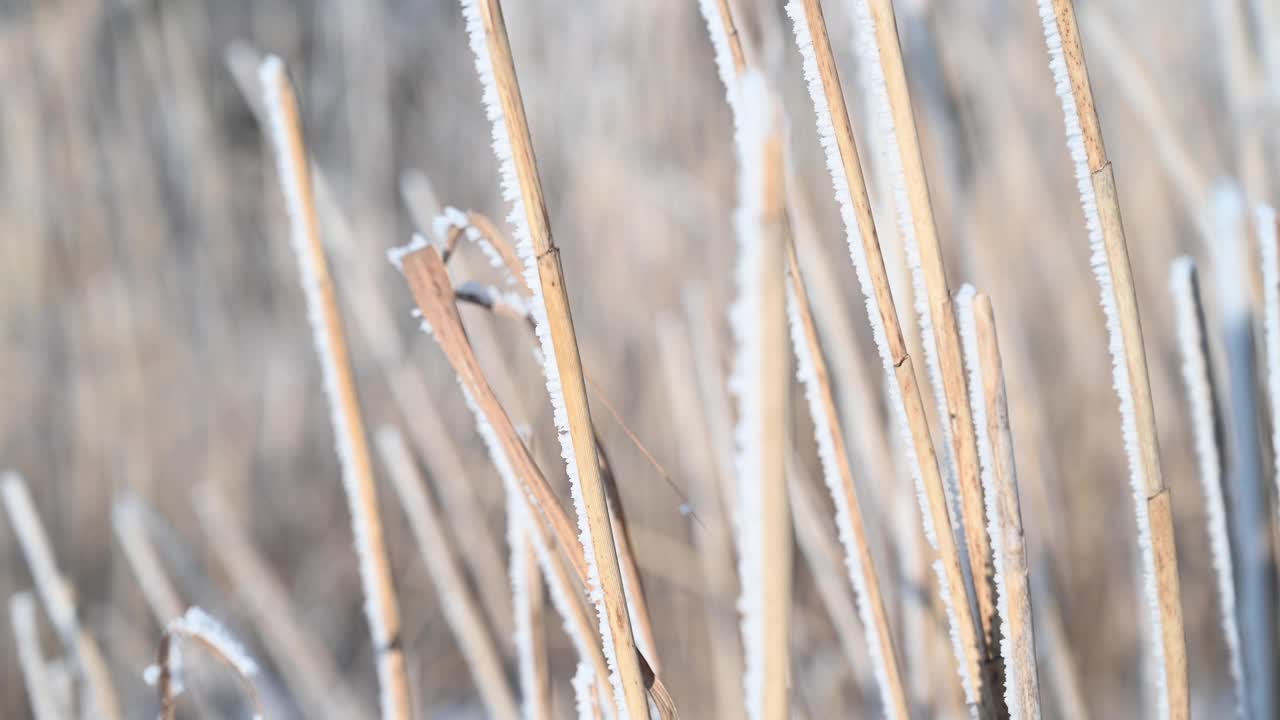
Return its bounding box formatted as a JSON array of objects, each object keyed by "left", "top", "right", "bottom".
[{"left": 112, "top": 498, "right": 184, "bottom": 624}]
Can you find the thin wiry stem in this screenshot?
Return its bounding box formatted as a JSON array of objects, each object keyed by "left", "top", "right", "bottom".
[
  {"left": 153, "top": 607, "right": 263, "bottom": 720},
  {"left": 258, "top": 56, "right": 411, "bottom": 720},
  {"left": 1034, "top": 2, "right": 1189, "bottom": 716},
  {"left": 9, "top": 592, "right": 64, "bottom": 720}
]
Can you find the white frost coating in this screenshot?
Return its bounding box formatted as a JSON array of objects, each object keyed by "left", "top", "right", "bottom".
[
  {"left": 846, "top": 0, "right": 961, "bottom": 528},
  {"left": 785, "top": 0, "right": 977, "bottom": 702},
  {"left": 1260, "top": 206, "right": 1280, "bottom": 503},
  {"left": 696, "top": 0, "right": 743, "bottom": 126},
  {"left": 432, "top": 206, "right": 472, "bottom": 246},
  {"left": 260, "top": 55, "right": 400, "bottom": 720},
  {"left": 572, "top": 662, "right": 597, "bottom": 720},
  {"left": 433, "top": 207, "right": 517, "bottom": 283},
  {"left": 386, "top": 232, "right": 431, "bottom": 270},
  {"left": 170, "top": 607, "right": 259, "bottom": 678},
  {"left": 956, "top": 286, "right": 1020, "bottom": 718},
  {"left": 725, "top": 70, "right": 775, "bottom": 720},
  {"left": 507, "top": 490, "right": 543, "bottom": 720},
  {"left": 1169, "top": 258, "right": 1245, "bottom": 716},
  {"left": 453, "top": 0, "right": 627, "bottom": 711},
  {"left": 785, "top": 282, "right": 897, "bottom": 718},
  {"left": 1034, "top": 4, "right": 1168, "bottom": 715}
]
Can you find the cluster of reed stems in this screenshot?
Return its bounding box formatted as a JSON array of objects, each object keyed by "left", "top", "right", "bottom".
[{"left": 5, "top": 0, "right": 1280, "bottom": 718}]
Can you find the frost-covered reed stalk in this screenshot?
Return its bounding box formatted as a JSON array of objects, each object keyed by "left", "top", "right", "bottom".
[
  {"left": 374, "top": 426, "right": 520, "bottom": 720},
  {"left": 1034, "top": 2, "right": 1189, "bottom": 716},
  {"left": 1260, "top": 206, "right": 1280, "bottom": 508},
  {"left": 507, "top": 485, "right": 551, "bottom": 720},
  {"left": 786, "top": 223, "right": 909, "bottom": 719},
  {"left": 453, "top": 1, "right": 649, "bottom": 714},
  {"left": 958, "top": 287, "right": 1043, "bottom": 720},
  {"left": 113, "top": 498, "right": 184, "bottom": 624},
  {"left": 149, "top": 607, "right": 263, "bottom": 720},
  {"left": 785, "top": 0, "right": 988, "bottom": 711},
  {"left": 846, "top": 0, "right": 993, "bottom": 658},
  {"left": 727, "top": 72, "right": 792, "bottom": 720},
  {"left": 1168, "top": 258, "right": 1246, "bottom": 717},
  {"left": 9, "top": 592, "right": 64, "bottom": 720},
  {"left": 1, "top": 473, "right": 120, "bottom": 720},
  {"left": 1210, "top": 185, "right": 1272, "bottom": 720},
  {"left": 258, "top": 56, "right": 411, "bottom": 720}
]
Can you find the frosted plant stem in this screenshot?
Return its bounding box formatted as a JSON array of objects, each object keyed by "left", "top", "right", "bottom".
[
  {"left": 259, "top": 57, "right": 411, "bottom": 720},
  {"left": 1034, "top": 2, "right": 1189, "bottom": 717},
  {"left": 374, "top": 426, "right": 520, "bottom": 720},
  {"left": 785, "top": 0, "right": 989, "bottom": 712},
  {"left": 454, "top": 1, "right": 650, "bottom": 715},
  {"left": 786, "top": 242, "right": 910, "bottom": 718},
  {"left": 1261, "top": 207, "right": 1280, "bottom": 522},
  {"left": 10, "top": 592, "right": 63, "bottom": 720},
  {"left": 959, "top": 288, "right": 1045, "bottom": 720},
  {"left": 507, "top": 487, "right": 551, "bottom": 720},
  {"left": 153, "top": 607, "right": 263, "bottom": 720},
  {"left": 1169, "top": 258, "right": 1246, "bottom": 718},
  {"left": 847, "top": 2, "right": 995, "bottom": 675},
  {"left": 1, "top": 473, "right": 121, "bottom": 720}
]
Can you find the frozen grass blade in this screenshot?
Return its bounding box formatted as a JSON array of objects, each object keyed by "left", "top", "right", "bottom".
[
  {"left": 10, "top": 592, "right": 63, "bottom": 720},
  {"left": 454, "top": 1, "right": 651, "bottom": 714},
  {"left": 1, "top": 472, "right": 120, "bottom": 720},
  {"left": 785, "top": 0, "right": 988, "bottom": 711},
  {"left": 507, "top": 488, "right": 552, "bottom": 720},
  {"left": 112, "top": 497, "right": 184, "bottom": 625},
  {"left": 1034, "top": 2, "right": 1189, "bottom": 716},
  {"left": 258, "top": 56, "right": 411, "bottom": 720},
  {"left": 1168, "top": 258, "right": 1245, "bottom": 717},
  {"left": 374, "top": 425, "right": 520, "bottom": 720}
]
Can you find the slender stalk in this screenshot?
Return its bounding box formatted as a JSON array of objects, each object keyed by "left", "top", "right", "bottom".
[
  {"left": 855, "top": 0, "right": 998, "bottom": 704},
  {"left": 113, "top": 498, "right": 184, "bottom": 624},
  {"left": 1, "top": 473, "right": 120, "bottom": 720},
  {"left": 258, "top": 57, "right": 411, "bottom": 720},
  {"left": 375, "top": 425, "right": 520, "bottom": 720},
  {"left": 971, "top": 293, "right": 1044, "bottom": 719},
  {"left": 9, "top": 592, "right": 63, "bottom": 720},
  {"left": 508, "top": 492, "right": 552, "bottom": 720},
  {"left": 155, "top": 608, "right": 264, "bottom": 720},
  {"left": 786, "top": 239, "right": 910, "bottom": 718},
  {"left": 786, "top": 0, "right": 989, "bottom": 711},
  {"left": 1035, "top": 2, "right": 1189, "bottom": 717},
  {"left": 1168, "top": 258, "right": 1245, "bottom": 717}
]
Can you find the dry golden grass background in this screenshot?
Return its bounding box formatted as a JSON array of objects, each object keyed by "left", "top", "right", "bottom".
[{"left": 0, "top": 0, "right": 1272, "bottom": 717}]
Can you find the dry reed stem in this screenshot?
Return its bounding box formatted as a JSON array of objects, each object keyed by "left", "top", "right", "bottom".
[
  {"left": 513, "top": 515, "right": 552, "bottom": 720},
  {"left": 794, "top": 0, "right": 989, "bottom": 712},
  {"left": 399, "top": 246, "right": 675, "bottom": 718},
  {"left": 474, "top": 2, "right": 650, "bottom": 714},
  {"left": 156, "top": 620, "right": 264, "bottom": 720},
  {"left": 655, "top": 316, "right": 746, "bottom": 719},
  {"left": 1044, "top": 3, "right": 1189, "bottom": 716},
  {"left": 974, "top": 294, "right": 1043, "bottom": 719},
  {"left": 192, "top": 483, "right": 369, "bottom": 720},
  {"left": 861, "top": 0, "right": 998, "bottom": 701},
  {"left": 684, "top": 287, "right": 741, "bottom": 520},
  {"left": 374, "top": 425, "right": 520, "bottom": 720},
  {"left": 1, "top": 473, "right": 121, "bottom": 720},
  {"left": 9, "top": 591, "right": 64, "bottom": 720},
  {"left": 743, "top": 103, "right": 793, "bottom": 720},
  {"left": 258, "top": 58, "right": 411, "bottom": 720},
  {"left": 112, "top": 498, "right": 184, "bottom": 624},
  {"left": 785, "top": 238, "right": 910, "bottom": 717}
]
